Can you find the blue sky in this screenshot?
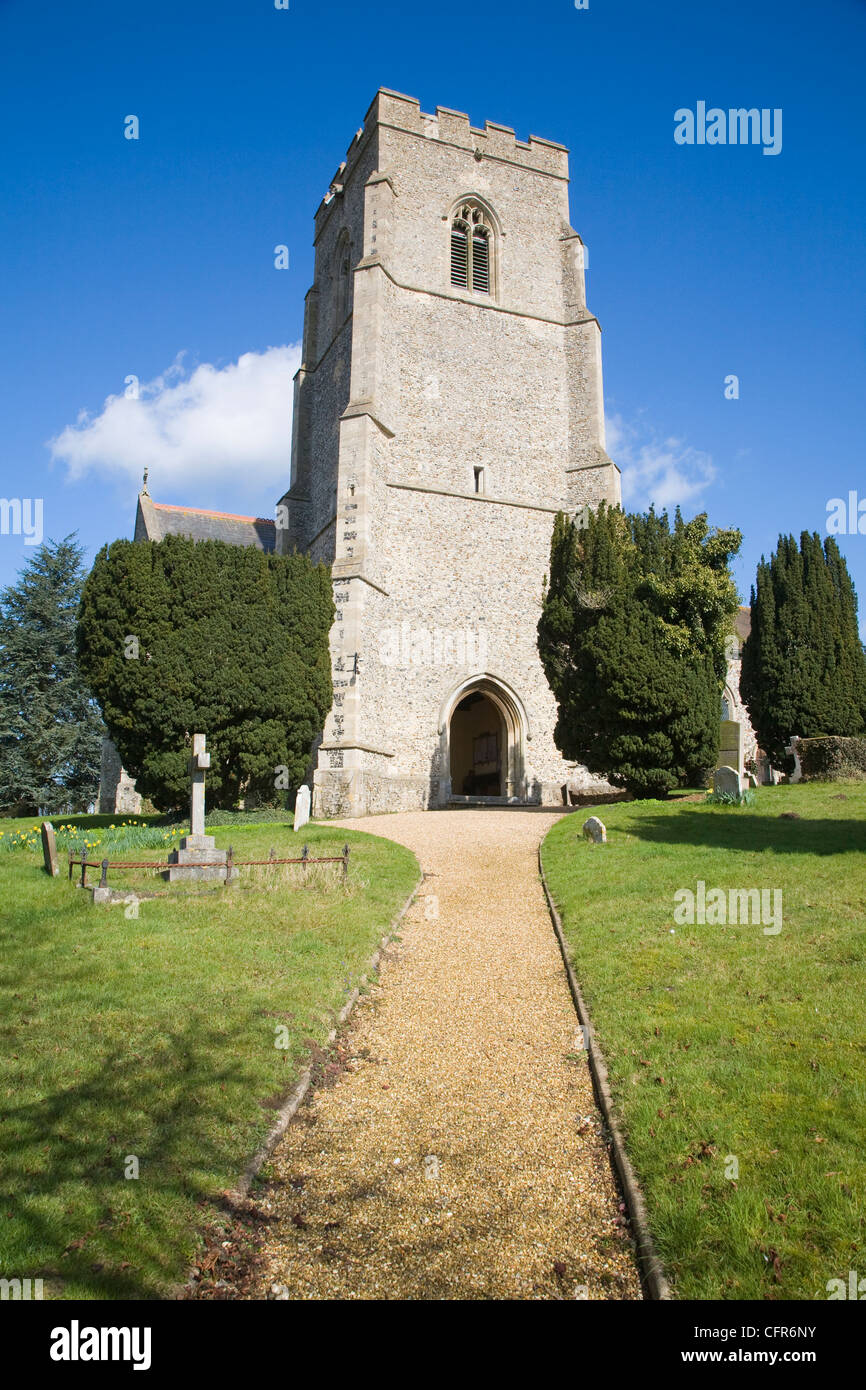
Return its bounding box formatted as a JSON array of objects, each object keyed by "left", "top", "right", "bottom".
[{"left": 1, "top": 0, "right": 865, "bottom": 627}]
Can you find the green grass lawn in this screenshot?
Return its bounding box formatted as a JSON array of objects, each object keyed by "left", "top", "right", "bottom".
[
  {"left": 0, "top": 818, "right": 419, "bottom": 1300},
  {"left": 541, "top": 782, "right": 866, "bottom": 1301}
]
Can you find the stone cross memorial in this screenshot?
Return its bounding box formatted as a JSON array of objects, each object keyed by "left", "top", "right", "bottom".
[
  {"left": 190, "top": 731, "right": 209, "bottom": 836},
  {"left": 164, "top": 734, "right": 232, "bottom": 882},
  {"left": 785, "top": 736, "right": 803, "bottom": 784}
]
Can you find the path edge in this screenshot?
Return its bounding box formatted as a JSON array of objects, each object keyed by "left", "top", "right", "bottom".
[
  {"left": 538, "top": 842, "right": 672, "bottom": 1302},
  {"left": 234, "top": 869, "right": 423, "bottom": 1201},
  {"left": 178, "top": 868, "right": 423, "bottom": 1297}
]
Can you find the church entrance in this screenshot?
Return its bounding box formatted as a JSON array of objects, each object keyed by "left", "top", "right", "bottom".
[
  {"left": 438, "top": 673, "right": 530, "bottom": 804},
  {"left": 449, "top": 691, "right": 506, "bottom": 797}
]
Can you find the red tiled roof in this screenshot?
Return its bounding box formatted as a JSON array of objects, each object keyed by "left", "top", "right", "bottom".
[
  {"left": 135, "top": 491, "right": 277, "bottom": 552},
  {"left": 152, "top": 502, "right": 275, "bottom": 527}
]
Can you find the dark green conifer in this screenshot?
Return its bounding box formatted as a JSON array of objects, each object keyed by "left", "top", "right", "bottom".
[
  {"left": 0, "top": 536, "right": 104, "bottom": 813},
  {"left": 76, "top": 536, "right": 334, "bottom": 811},
  {"left": 539, "top": 504, "right": 741, "bottom": 798},
  {"left": 740, "top": 532, "right": 866, "bottom": 761}
]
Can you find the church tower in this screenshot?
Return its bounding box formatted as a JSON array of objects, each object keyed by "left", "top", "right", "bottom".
[{"left": 277, "top": 89, "right": 621, "bottom": 817}]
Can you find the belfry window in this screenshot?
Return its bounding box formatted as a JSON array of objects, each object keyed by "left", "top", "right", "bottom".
[{"left": 451, "top": 203, "right": 493, "bottom": 295}]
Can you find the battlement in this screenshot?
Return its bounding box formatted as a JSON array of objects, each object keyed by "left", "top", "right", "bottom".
[
  {"left": 314, "top": 87, "right": 569, "bottom": 230},
  {"left": 376, "top": 88, "right": 568, "bottom": 169}
]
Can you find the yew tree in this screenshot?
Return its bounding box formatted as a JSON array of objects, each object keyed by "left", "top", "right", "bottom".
[
  {"left": 77, "top": 535, "right": 334, "bottom": 811},
  {"left": 538, "top": 503, "right": 741, "bottom": 798}
]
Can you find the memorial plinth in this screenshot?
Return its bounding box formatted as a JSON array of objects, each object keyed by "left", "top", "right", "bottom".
[{"left": 165, "top": 833, "right": 231, "bottom": 882}]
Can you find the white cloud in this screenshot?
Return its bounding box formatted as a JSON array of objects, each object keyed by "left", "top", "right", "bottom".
[
  {"left": 49, "top": 345, "right": 302, "bottom": 493},
  {"left": 607, "top": 412, "right": 716, "bottom": 512}
]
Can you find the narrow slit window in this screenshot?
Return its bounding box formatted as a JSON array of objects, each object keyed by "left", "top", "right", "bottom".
[
  {"left": 334, "top": 232, "right": 352, "bottom": 325},
  {"left": 474, "top": 466, "right": 485, "bottom": 494}
]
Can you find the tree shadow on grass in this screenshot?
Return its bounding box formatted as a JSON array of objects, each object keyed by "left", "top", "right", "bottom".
[
  {"left": 621, "top": 809, "right": 866, "bottom": 857},
  {"left": 0, "top": 1016, "right": 272, "bottom": 1300}
]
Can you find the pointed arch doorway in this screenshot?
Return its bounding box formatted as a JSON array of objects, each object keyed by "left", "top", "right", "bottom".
[
  {"left": 450, "top": 690, "right": 505, "bottom": 795},
  {"left": 439, "top": 674, "right": 529, "bottom": 803}
]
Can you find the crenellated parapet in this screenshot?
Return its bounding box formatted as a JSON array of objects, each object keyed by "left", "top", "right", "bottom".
[{"left": 313, "top": 88, "right": 570, "bottom": 242}]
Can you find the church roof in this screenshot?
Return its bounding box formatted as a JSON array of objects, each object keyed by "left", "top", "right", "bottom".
[
  {"left": 734, "top": 606, "right": 752, "bottom": 641},
  {"left": 134, "top": 489, "right": 276, "bottom": 552}
]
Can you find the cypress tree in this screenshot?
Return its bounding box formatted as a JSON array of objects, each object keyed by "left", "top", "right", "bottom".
[
  {"left": 740, "top": 531, "right": 866, "bottom": 762},
  {"left": 0, "top": 536, "right": 104, "bottom": 814},
  {"left": 76, "top": 536, "right": 334, "bottom": 811}
]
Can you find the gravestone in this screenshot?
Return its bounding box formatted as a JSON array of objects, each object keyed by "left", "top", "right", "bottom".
[
  {"left": 164, "top": 734, "right": 232, "bottom": 882},
  {"left": 718, "top": 720, "right": 744, "bottom": 779},
  {"left": 714, "top": 765, "right": 742, "bottom": 798},
  {"left": 41, "top": 821, "right": 59, "bottom": 877},
  {"left": 293, "top": 784, "right": 311, "bottom": 833},
  {"left": 785, "top": 736, "right": 802, "bottom": 784},
  {"left": 582, "top": 815, "right": 607, "bottom": 844}
]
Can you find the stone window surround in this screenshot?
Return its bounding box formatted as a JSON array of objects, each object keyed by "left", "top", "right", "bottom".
[{"left": 450, "top": 199, "right": 495, "bottom": 299}]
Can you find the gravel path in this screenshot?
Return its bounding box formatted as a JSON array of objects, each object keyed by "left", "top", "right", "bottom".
[{"left": 252, "top": 808, "right": 641, "bottom": 1300}]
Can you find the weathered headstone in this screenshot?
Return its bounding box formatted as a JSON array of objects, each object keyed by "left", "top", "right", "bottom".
[
  {"left": 164, "top": 734, "right": 232, "bottom": 882},
  {"left": 714, "top": 765, "right": 742, "bottom": 798},
  {"left": 582, "top": 815, "right": 607, "bottom": 844},
  {"left": 41, "top": 821, "right": 59, "bottom": 877},
  {"left": 718, "top": 720, "right": 744, "bottom": 779},
  {"left": 293, "top": 784, "right": 311, "bottom": 833}
]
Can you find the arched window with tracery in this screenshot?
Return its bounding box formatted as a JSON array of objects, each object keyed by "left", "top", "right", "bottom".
[{"left": 450, "top": 202, "right": 493, "bottom": 295}]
